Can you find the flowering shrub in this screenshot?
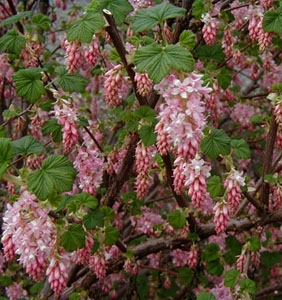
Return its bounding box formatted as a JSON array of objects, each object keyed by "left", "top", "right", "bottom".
[{"left": 0, "top": 0, "right": 282, "bottom": 299}]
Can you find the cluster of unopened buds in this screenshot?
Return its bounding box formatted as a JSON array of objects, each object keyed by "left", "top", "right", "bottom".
[
  {"left": 64, "top": 40, "right": 82, "bottom": 74},
  {"left": 213, "top": 201, "right": 229, "bottom": 235},
  {"left": 202, "top": 13, "right": 217, "bottom": 45},
  {"left": 134, "top": 72, "right": 153, "bottom": 97}
]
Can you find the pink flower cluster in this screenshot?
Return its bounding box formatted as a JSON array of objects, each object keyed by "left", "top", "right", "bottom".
[
  {"left": 104, "top": 64, "right": 126, "bottom": 108},
  {"left": 135, "top": 143, "right": 152, "bottom": 199},
  {"left": 188, "top": 247, "right": 198, "bottom": 269},
  {"left": 5, "top": 283, "right": 27, "bottom": 300},
  {"left": 84, "top": 36, "right": 100, "bottom": 66},
  {"left": 73, "top": 234, "right": 94, "bottom": 265},
  {"left": 213, "top": 202, "right": 229, "bottom": 235},
  {"left": 224, "top": 170, "right": 245, "bottom": 214},
  {"left": 53, "top": 101, "right": 78, "bottom": 153},
  {"left": 134, "top": 72, "right": 153, "bottom": 97},
  {"left": 1, "top": 191, "right": 55, "bottom": 281},
  {"left": 230, "top": 103, "right": 255, "bottom": 129},
  {"left": 202, "top": 14, "right": 217, "bottom": 45},
  {"left": 184, "top": 157, "right": 211, "bottom": 211},
  {"left": 171, "top": 249, "right": 189, "bottom": 267},
  {"left": 89, "top": 253, "right": 106, "bottom": 280},
  {"left": 64, "top": 40, "right": 82, "bottom": 74}
]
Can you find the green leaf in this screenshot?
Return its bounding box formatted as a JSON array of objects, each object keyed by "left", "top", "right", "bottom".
[
  {"left": 263, "top": 7, "right": 282, "bottom": 34},
  {"left": 0, "top": 126, "right": 6, "bottom": 137},
  {"left": 61, "top": 224, "right": 86, "bottom": 252},
  {"left": 91, "top": 240, "right": 100, "bottom": 255},
  {"left": 56, "top": 67, "right": 90, "bottom": 93},
  {"left": 30, "top": 283, "right": 44, "bottom": 294},
  {"left": 196, "top": 292, "right": 216, "bottom": 300},
  {"left": 136, "top": 274, "right": 149, "bottom": 300},
  {"left": 217, "top": 67, "right": 232, "bottom": 90},
  {"left": 192, "top": 0, "right": 206, "bottom": 20},
  {"left": 42, "top": 118, "right": 63, "bottom": 142},
  {"left": 168, "top": 209, "right": 186, "bottom": 230},
  {"left": 224, "top": 269, "right": 240, "bottom": 288},
  {"left": 0, "top": 11, "right": 32, "bottom": 28},
  {"left": 203, "top": 243, "right": 221, "bottom": 262},
  {"left": 67, "top": 12, "right": 105, "bottom": 43},
  {"left": 207, "top": 176, "right": 224, "bottom": 198},
  {"left": 134, "top": 105, "right": 156, "bottom": 122},
  {"left": 261, "top": 251, "right": 281, "bottom": 268},
  {"left": 206, "top": 259, "right": 224, "bottom": 275},
  {"left": 83, "top": 209, "right": 104, "bottom": 229},
  {"left": 134, "top": 42, "right": 194, "bottom": 83},
  {"left": 12, "top": 68, "right": 45, "bottom": 103},
  {"left": 86, "top": 0, "right": 133, "bottom": 25},
  {"left": 0, "top": 138, "right": 14, "bottom": 178},
  {"left": 0, "top": 29, "right": 25, "bottom": 55},
  {"left": 132, "top": 2, "right": 185, "bottom": 32},
  {"left": 200, "top": 127, "right": 231, "bottom": 159},
  {"left": 105, "top": 225, "right": 120, "bottom": 246},
  {"left": 138, "top": 125, "right": 157, "bottom": 146},
  {"left": 0, "top": 275, "right": 13, "bottom": 287},
  {"left": 178, "top": 267, "right": 193, "bottom": 286},
  {"left": 40, "top": 100, "right": 55, "bottom": 112},
  {"left": 73, "top": 192, "right": 98, "bottom": 209},
  {"left": 3, "top": 108, "right": 21, "bottom": 118},
  {"left": 11, "top": 136, "right": 45, "bottom": 156},
  {"left": 239, "top": 278, "right": 256, "bottom": 294},
  {"left": 100, "top": 206, "right": 115, "bottom": 221},
  {"left": 69, "top": 293, "right": 79, "bottom": 300},
  {"left": 231, "top": 139, "right": 251, "bottom": 159},
  {"left": 196, "top": 44, "right": 225, "bottom": 63},
  {"left": 224, "top": 236, "right": 242, "bottom": 265},
  {"left": 179, "top": 30, "right": 196, "bottom": 50},
  {"left": 32, "top": 14, "right": 51, "bottom": 31},
  {"left": 28, "top": 155, "right": 76, "bottom": 200},
  {"left": 248, "top": 236, "right": 261, "bottom": 252}
]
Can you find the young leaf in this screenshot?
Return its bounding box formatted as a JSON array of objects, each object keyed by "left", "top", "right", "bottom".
[
  {"left": 263, "top": 7, "right": 282, "bottom": 34},
  {"left": 203, "top": 243, "right": 221, "bottom": 262},
  {"left": 61, "top": 224, "right": 86, "bottom": 252},
  {"left": 28, "top": 155, "right": 76, "bottom": 200},
  {"left": 56, "top": 67, "right": 90, "bottom": 93},
  {"left": 83, "top": 209, "right": 104, "bottom": 229},
  {"left": 206, "top": 259, "right": 224, "bottom": 275},
  {"left": 32, "top": 14, "right": 51, "bottom": 31},
  {"left": 132, "top": 2, "right": 186, "bottom": 32},
  {"left": 67, "top": 12, "right": 105, "bottom": 43},
  {"left": 134, "top": 42, "right": 194, "bottom": 83},
  {"left": 0, "top": 11, "right": 32, "bottom": 28},
  {"left": 192, "top": 0, "right": 206, "bottom": 20},
  {"left": 134, "top": 106, "right": 156, "bottom": 122},
  {"left": 248, "top": 236, "right": 261, "bottom": 252},
  {"left": 224, "top": 269, "right": 240, "bottom": 288},
  {"left": 136, "top": 274, "right": 149, "bottom": 300},
  {"left": 168, "top": 210, "right": 186, "bottom": 230},
  {"left": 231, "top": 139, "right": 251, "bottom": 159},
  {"left": 12, "top": 68, "right": 45, "bottom": 103},
  {"left": 73, "top": 192, "right": 98, "bottom": 209},
  {"left": 86, "top": 0, "right": 133, "bottom": 25},
  {"left": 196, "top": 292, "right": 216, "bottom": 300},
  {"left": 11, "top": 136, "right": 45, "bottom": 156},
  {"left": 239, "top": 278, "right": 256, "bottom": 294},
  {"left": 179, "top": 30, "right": 196, "bottom": 50},
  {"left": 207, "top": 175, "right": 224, "bottom": 198},
  {"left": 178, "top": 267, "right": 194, "bottom": 286},
  {"left": 200, "top": 127, "right": 231, "bottom": 159},
  {"left": 105, "top": 225, "right": 120, "bottom": 245},
  {"left": 42, "top": 118, "right": 63, "bottom": 142},
  {"left": 100, "top": 206, "right": 115, "bottom": 221},
  {"left": 0, "top": 30, "right": 25, "bottom": 55},
  {"left": 138, "top": 125, "right": 157, "bottom": 146},
  {"left": 196, "top": 45, "right": 225, "bottom": 63}
]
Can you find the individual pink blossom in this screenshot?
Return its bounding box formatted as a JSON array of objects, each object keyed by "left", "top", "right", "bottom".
[
  {"left": 171, "top": 249, "right": 189, "bottom": 267},
  {"left": 274, "top": 102, "right": 282, "bottom": 125},
  {"left": 202, "top": 14, "right": 217, "bottom": 45},
  {"left": 173, "top": 158, "right": 186, "bottom": 194},
  {"left": 224, "top": 170, "right": 245, "bottom": 214},
  {"left": 89, "top": 253, "right": 106, "bottom": 280},
  {"left": 27, "top": 154, "right": 45, "bottom": 170},
  {"left": 270, "top": 185, "right": 282, "bottom": 211},
  {"left": 64, "top": 40, "right": 82, "bottom": 74},
  {"left": 129, "top": 0, "right": 152, "bottom": 12},
  {"left": 134, "top": 72, "right": 153, "bottom": 97},
  {"left": 236, "top": 253, "right": 246, "bottom": 273},
  {"left": 213, "top": 202, "right": 229, "bottom": 235},
  {"left": 5, "top": 283, "right": 27, "bottom": 300},
  {"left": 188, "top": 247, "right": 198, "bottom": 269},
  {"left": 164, "top": 276, "right": 171, "bottom": 289},
  {"left": 184, "top": 157, "right": 211, "bottom": 210},
  {"left": 84, "top": 36, "right": 100, "bottom": 66},
  {"left": 135, "top": 143, "right": 152, "bottom": 199}
]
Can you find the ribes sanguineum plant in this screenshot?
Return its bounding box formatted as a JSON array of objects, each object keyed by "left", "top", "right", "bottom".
[{"left": 0, "top": 0, "right": 281, "bottom": 299}]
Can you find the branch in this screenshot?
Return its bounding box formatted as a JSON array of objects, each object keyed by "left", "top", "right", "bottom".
[
  {"left": 6, "top": 0, "right": 24, "bottom": 34},
  {"left": 83, "top": 126, "right": 104, "bottom": 154}
]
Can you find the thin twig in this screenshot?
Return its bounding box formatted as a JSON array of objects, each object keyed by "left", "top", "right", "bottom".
[
  {"left": 0, "top": 104, "right": 34, "bottom": 127},
  {"left": 83, "top": 126, "right": 104, "bottom": 154}
]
